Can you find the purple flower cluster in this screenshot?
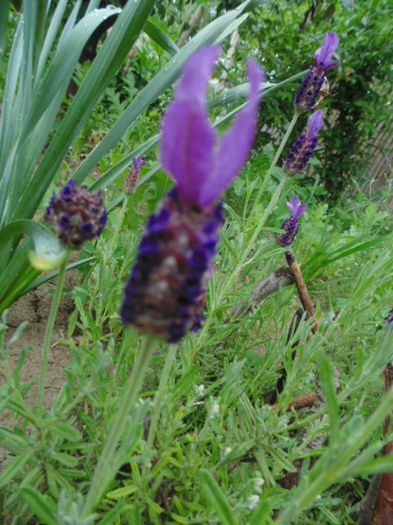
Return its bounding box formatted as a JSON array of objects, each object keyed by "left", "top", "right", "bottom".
[
  {"left": 294, "top": 33, "right": 339, "bottom": 111},
  {"left": 121, "top": 188, "right": 224, "bottom": 342},
  {"left": 284, "top": 111, "right": 324, "bottom": 173},
  {"left": 121, "top": 46, "right": 263, "bottom": 342},
  {"left": 385, "top": 310, "right": 393, "bottom": 326},
  {"left": 277, "top": 196, "right": 306, "bottom": 247},
  {"left": 125, "top": 156, "right": 146, "bottom": 194},
  {"left": 45, "top": 179, "right": 107, "bottom": 249}
]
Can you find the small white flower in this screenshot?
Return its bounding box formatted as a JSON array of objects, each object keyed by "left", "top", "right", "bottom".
[
  {"left": 247, "top": 495, "right": 260, "bottom": 511},
  {"left": 196, "top": 384, "right": 205, "bottom": 396},
  {"left": 254, "top": 477, "right": 265, "bottom": 488},
  {"left": 223, "top": 447, "right": 232, "bottom": 456},
  {"left": 209, "top": 401, "right": 220, "bottom": 419},
  {"left": 253, "top": 477, "right": 265, "bottom": 494}
]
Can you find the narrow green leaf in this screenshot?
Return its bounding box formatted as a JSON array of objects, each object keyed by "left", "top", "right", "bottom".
[
  {"left": 72, "top": 1, "right": 252, "bottom": 185},
  {"left": 0, "top": 0, "right": 10, "bottom": 58},
  {"left": 51, "top": 452, "right": 79, "bottom": 468},
  {"left": 22, "top": 6, "right": 123, "bottom": 140},
  {"left": 144, "top": 20, "right": 179, "bottom": 55},
  {"left": 199, "top": 469, "right": 238, "bottom": 525},
  {"left": 35, "top": 0, "right": 69, "bottom": 81},
  {"left": 249, "top": 500, "right": 272, "bottom": 525},
  {"left": 318, "top": 353, "right": 339, "bottom": 440},
  {"left": 13, "top": 0, "right": 156, "bottom": 224},
  {"left": 46, "top": 422, "right": 83, "bottom": 443},
  {"left": 20, "top": 487, "right": 56, "bottom": 525},
  {"left": 0, "top": 448, "right": 35, "bottom": 488}
]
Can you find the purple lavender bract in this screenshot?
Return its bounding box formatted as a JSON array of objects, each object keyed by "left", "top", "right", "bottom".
[
  {"left": 45, "top": 179, "right": 107, "bottom": 249},
  {"left": 294, "top": 33, "right": 339, "bottom": 111},
  {"left": 125, "top": 156, "right": 146, "bottom": 194},
  {"left": 277, "top": 196, "right": 306, "bottom": 247},
  {"left": 121, "top": 46, "right": 263, "bottom": 342},
  {"left": 284, "top": 110, "right": 324, "bottom": 173}
]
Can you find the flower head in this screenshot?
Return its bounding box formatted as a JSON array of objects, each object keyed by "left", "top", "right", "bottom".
[
  {"left": 277, "top": 196, "right": 306, "bottom": 247},
  {"left": 294, "top": 33, "right": 339, "bottom": 111},
  {"left": 284, "top": 110, "right": 324, "bottom": 173},
  {"left": 45, "top": 179, "right": 107, "bottom": 249},
  {"left": 160, "top": 45, "right": 264, "bottom": 208},
  {"left": 121, "top": 47, "right": 263, "bottom": 342},
  {"left": 125, "top": 156, "right": 146, "bottom": 194}
]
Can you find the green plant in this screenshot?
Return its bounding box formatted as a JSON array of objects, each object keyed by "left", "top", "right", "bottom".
[{"left": 0, "top": 0, "right": 259, "bottom": 314}]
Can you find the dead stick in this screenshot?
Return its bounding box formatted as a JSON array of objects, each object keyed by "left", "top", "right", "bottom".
[
  {"left": 271, "top": 391, "right": 317, "bottom": 412},
  {"left": 285, "top": 249, "right": 320, "bottom": 334},
  {"left": 371, "top": 363, "right": 393, "bottom": 525},
  {"left": 230, "top": 267, "right": 294, "bottom": 319}
]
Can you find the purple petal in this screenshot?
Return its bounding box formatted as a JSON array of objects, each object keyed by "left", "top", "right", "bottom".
[
  {"left": 176, "top": 46, "right": 221, "bottom": 104},
  {"left": 315, "top": 32, "right": 339, "bottom": 70},
  {"left": 306, "top": 110, "right": 324, "bottom": 138},
  {"left": 199, "top": 59, "right": 264, "bottom": 207},
  {"left": 133, "top": 156, "right": 146, "bottom": 169},
  {"left": 287, "top": 196, "right": 306, "bottom": 220},
  {"left": 160, "top": 47, "right": 221, "bottom": 206}
]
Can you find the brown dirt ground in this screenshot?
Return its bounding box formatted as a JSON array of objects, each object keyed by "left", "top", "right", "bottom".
[{"left": 0, "top": 271, "right": 81, "bottom": 472}]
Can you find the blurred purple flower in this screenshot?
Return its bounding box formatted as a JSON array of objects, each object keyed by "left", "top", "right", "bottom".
[
  {"left": 161, "top": 46, "right": 264, "bottom": 208},
  {"left": 284, "top": 110, "right": 324, "bottom": 173},
  {"left": 385, "top": 310, "right": 393, "bottom": 326},
  {"left": 121, "top": 46, "right": 264, "bottom": 342},
  {"left": 277, "top": 196, "right": 306, "bottom": 247},
  {"left": 45, "top": 179, "right": 107, "bottom": 249},
  {"left": 294, "top": 32, "right": 339, "bottom": 111},
  {"left": 125, "top": 156, "right": 146, "bottom": 194}
]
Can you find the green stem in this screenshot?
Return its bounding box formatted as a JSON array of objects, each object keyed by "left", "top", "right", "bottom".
[
  {"left": 37, "top": 252, "right": 69, "bottom": 416},
  {"left": 247, "top": 111, "right": 299, "bottom": 225},
  {"left": 82, "top": 333, "right": 156, "bottom": 517},
  {"left": 107, "top": 197, "right": 128, "bottom": 258},
  {"left": 190, "top": 114, "right": 299, "bottom": 361},
  {"left": 142, "top": 344, "right": 177, "bottom": 486}
]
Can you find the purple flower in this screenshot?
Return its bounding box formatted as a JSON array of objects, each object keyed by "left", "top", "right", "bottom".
[
  {"left": 45, "top": 179, "right": 107, "bottom": 249},
  {"left": 284, "top": 110, "right": 324, "bottom": 173},
  {"left": 385, "top": 310, "right": 393, "bottom": 326},
  {"left": 294, "top": 32, "right": 339, "bottom": 111},
  {"left": 277, "top": 196, "right": 306, "bottom": 247},
  {"left": 125, "top": 156, "right": 146, "bottom": 194},
  {"left": 160, "top": 45, "right": 264, "bottom": 208},
  {"left": 121, "top": 46, "right": 263, "bottom": 342}
]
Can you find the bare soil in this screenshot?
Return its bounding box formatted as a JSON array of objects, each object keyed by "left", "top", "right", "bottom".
[{"left": 0, "top": 271, "right": 80, "bottom": 471}]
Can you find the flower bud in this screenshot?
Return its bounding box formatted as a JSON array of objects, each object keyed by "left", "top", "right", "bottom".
[{"left": 45, "top": 179, "right": 107, "bottom": 249}]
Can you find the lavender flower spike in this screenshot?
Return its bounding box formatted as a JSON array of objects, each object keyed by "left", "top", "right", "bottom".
[
  {"left": 125, "top": 156, "right": 146, "bottom": 194},
  {"left": 121, "top": 47, "right": 264, "bottom": 342},
  {"left": 277, "top": 196, "right": 306, "bottom": 247},
  {"left": 45, "top": 179, "right": 107, "bottom": 249},
  {"left": 294, "top": 32, "right": 339, "bottom": 111},
  {"left": 284, "top": 110, "right": 324, "bottom": 173}
]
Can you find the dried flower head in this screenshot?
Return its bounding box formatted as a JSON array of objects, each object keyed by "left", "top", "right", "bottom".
[
  {"left": 294, "top": 33, "right": 339, "bottom": 111},
  {"left": 277, "top": 196, "right": 306, "bottom": 247},
  {"left": 45, "top": 179, "right": 107, "bottom": 249},
  {"left": 284, "top": 110, "right": 324, "bottom": 173},
  {"left": 121, "top": 46, "right": 264, "bottom": 342},
  {"left": 125, "top": 156, "right": 146, "bottom": 194}
]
